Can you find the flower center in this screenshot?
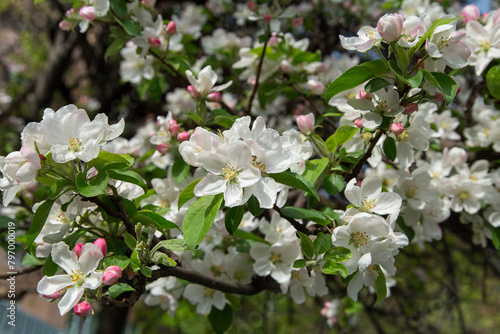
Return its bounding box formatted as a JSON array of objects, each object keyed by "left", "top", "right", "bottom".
[
  {"left": 480, "top": 40, "right": 490, "bottom": 52},
  {"left": 366, "top": 264, "right": 379, "bottom": 278},
  {"left": 251, "top": 156, "right": 266, "bottom": 172},
  {"left": 397, "top": 130, "right": 410, "bottom": 142},
  {"left": 221, "top": 163, "right": 237, "bottom": 182},
  {"left": 70, "top": 269, "right": 85, "bottom": 286},
  {"left": 459, "top": 191, "right": 469, "bottom": 200},
  {"left": 270, "top": 252, "right": 282, "bottom": 263},
  {"left": 350, "top": 231, "right": 369, "bottom": 248},
  {"left": 362, "top": 196, "right": 376, "bottom": 211},
  {"left": 68, "top": 137, "right": 82, "bottom": 152},
  {"left": 204, "top": 288, "right": 215, "bottom": 298}
]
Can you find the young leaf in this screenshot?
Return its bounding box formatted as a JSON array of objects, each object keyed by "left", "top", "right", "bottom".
[
  {"left": 182, "top": 194, "right": 224, "bottom": 254},
  {"left": 325, "top": 126, "right": 358, "bottom": 152},
  {"left": 107, "top": 283, "right": 135, "bottom": 299},
  {"left": 247, "top": 195, "right": 265, "bottom": 216},
  {"left": 422, "top": 70, "right": 458, "bottom": 105},
  {"left": 225, "top": 205, "right": 244, "bottom": 235},
  {"left": 486, "top": 65, "right": 500, "bottom": 99},
  {"left": 383, "top": 137, "right": 397, "bottom": 161},
  {"left": 172, "top": 157, "right": 190, "bottom": 185},
  {"left": 76, "top": 172, "right": 109, "bottom": 197},
  {"left": 87, "top": 151, "right": 134, "bottom": 168},
  {"left": 281, "top": 207, "right": 330, "bottom": 225},
  {"left": 178, "top": 178, "right": 202, "bottom": 210},
  {"left": 374, "top": 266, "right": 387, "bottom": 306},
  {"left": 322, "top": 260, "right": 348, "bottom": 277},
  {"left": 302, "top": 158, "right": 329, "bottom": 185},
  {"left": 25, "top": 199, "right": 55, "bottom": 251},
  {"left": 104, "top": 255, "right": 131, "bottom": 271},
  {"left": 298, "top": 231, "right": 315, "bottom": 259},
  {"left": 314, "top": 233, "right": 332, "bottom": 256},
  {"left": 269, "top": 171, "right": 320, "bottom": 201},
  {"left": 323, "top": 246, "right": 352, "bottom": 262},
  {"left": 152, "top": 239, "right": 189, "bottom": 254},
  {"left": 106, "top": 169, "right": 147, "bottom": 193},
  {"left": 323, "top": 174, "right": 345, "bottom": 196},
  {"left": 123, "top": 233, "right": 137, "bottom": 251},
  {"left": 365, "top": 78, "right": 393, "bottom": 93},
  {"left": 48, "top": 179, "right": 72, "bottom": 199},
  {"left": 42, "top": 252, "right": 60, "bottom": 276},
  {"left": 208, "top": 304, "right": 233, "bottom": 334}
]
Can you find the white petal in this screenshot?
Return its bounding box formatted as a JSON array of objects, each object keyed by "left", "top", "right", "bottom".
[
  {"left": 37, "top": 275, "right": 73, "bottom": 295},
  {"left": 57, "top": 286, "right": 84, "bottom": 316}
]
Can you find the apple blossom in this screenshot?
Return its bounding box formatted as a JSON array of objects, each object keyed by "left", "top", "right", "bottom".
[
  {"left": 74, "top": 301, "right": 92, "bottom": 317},
  {"left": 296, "top": 113, "right": 315, "bottom": 134},
  {"left": 377, "top": 13, "right": 404, "bottom": 43},
  {"left": 94, "top": 238, "right": 107, "bottom": 256},
  {"left": 462, "top": 5, "right": 480, "bottom": 23},
  {"left": 103, "top": 265, "right": 122, "bottom": 285}
]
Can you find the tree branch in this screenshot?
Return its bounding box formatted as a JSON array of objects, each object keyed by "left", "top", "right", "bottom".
[{"left": 245, "top": 40, "right": 268, "bottom": 114}]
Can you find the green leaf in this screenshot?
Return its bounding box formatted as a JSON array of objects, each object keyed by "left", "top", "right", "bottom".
[
  {"left": 325, "top": 59, "right": 388, "bottom": 102},
  {"left": 182, "top": 194, "right": 224, "bottom": 254},
  {"left": 178, "top": 178, "right": 202, "bottom": 210},
  {"left": 104, "top": 39, "right": 126, "bottom": 61},
  {"left": 383, "top": 137, "right": 397, "bottom": 161},
  {"left": 314, "top": 233, "right": 332, "bottom": 256},
  {"left": 123, "top": 233, "right": 137, "bottom": 250},
  {"left": 106, "top": 169, "right": 147, "bottom": 193},
  {"left": 323, "top": 174, "right": 345, "bottom": 196},
  {"left": 153, "top": 252, "right": 176, "bottom": 266},
  {"left": 131, "top": 211, "right": 179, "bottom": 239},
  {"left": 76, "top": 172, "right": 109, "bottom": 197},
  {"left": 323, "top": 246, "right": 352, "bottom": 262},
  {"left": 322, "top": 260, "right": 348, "bottom": 277},
  {"left": 107, "top": 283, "right": 135, "bottom": 299},
  {"left": 493, "top": 227, "right": 500, "bottom": 252},
  {"left": 422, "top": 70, "right": 458, "bottom": 105},
  {"left": 298, "top": 231, "right": 315, "bottom": 259},
  {"left": 117, "top": 18, "right": 142, "bottom": 36},
  {"left": 225, "top": 205, "right": 244, "bottom": 235},
  {"left": 325, "top": 126, "right": 358, "bottom": 152},
  {"left": 104, "top": 255, "right": 131, "bottom": 271},
  {"left": 110, "top": 0, "right": 127, "bottom": 17},
  {"left": 87, "top": 151, "right": 134, "bottom": 168},
  {"left": 120, "top": 197, "right": 138, "bottom": 217},
  {"left": 48, "top": 179, "right": 72, "bottom": 199},
  {"left": 209, "top": 304, "right": 233, "bottom": 334},
  {"left": 42, "top": 252, "right": 59, "bottom": 276},
  {"left": 213, "top": 115, "right": 237, "bottom": 128},
  {"left": 269, "top": 171, "right": 320, "bottom": 201},
  {"left": 302, "top": 158, "right": 329, "bottom": 185},
  {"left": 247, "top": 195, "right": 265, "bottom": 216},
  {"left": 281, "top": 207, "right": 330, "bottom": 225},
  {"left": 233, "top": 230, "right": 268, "bottom": 244},
  {"left": 365, "top": 78, "right": 393, "bottom": 93},
  {"left": 152, "top": 239, "right": 189, "bottom": 254},
  {"left": 293, "top": 259, "right": 307, "bottom": 268},
  {"left": 374, "top": 266, "right": 387, "bottom": 305},
  {"left": 140, "top": 265, "right": 152, "bottom": 277},
  {"left": 25, "top": 199, "right": 55, "bottom": 251},
  {"left": 388, "top": 60, "right": 422, "bottom": 88},
  {"left": 172, "top": 157, "right": 190, "bottom": 185},
  {"left": 486, "top": 65, "right": 500, "bottom": 99}
]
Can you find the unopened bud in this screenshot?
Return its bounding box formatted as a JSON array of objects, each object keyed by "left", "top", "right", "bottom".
[
  {"left": 404, "top": 103, "right": 418, "bottom": 114},
  {"left": 462, "top": 5, "right": 480, "bottom": 23},
  {"left": 141, "top": 0, "right": 156, "bottom": 8},
  {"left": 354, "top": 118, "right": 364, "bottom": 128},
  {"left": 157, "top": 143, "right": 171, "bottom": 154},
  {"left": 166, "top": 21, "right": 176, "bottom": 34},
  {"left": 79, "top": 6, "right": 96, "bottom": 21},
  {"left": 166, "top": 119, "right": 180, "bottom": 135},
  {"left": 74, "top": 301, "right": 92, "bottom": 317},
  {"left": 280, "top": 59, "right": 294, "bottom": 73},
  {"left": 43, "top": 290, "right": 64, "bottom": 300},
  {"left": 296, "top": 113, "right": 315, "bottom": 134},
  {"left": 103, "top": 266, "right": 123, "bottom": 285},
  {"left": 207, "top": 91, "right": 221, "bottom": 102},
  {"left": 263, "top": 14, "right": 272, "bottom": 23},
  {"left": 59, "top": 20, "right": 73, "bottom": 31},
  {"left": 377, "top": 13, "right": 404, "bottom": 42},
  {"left": 177, "top": 131, "right": 191, "bottom": 142},
  {"left": 74, "top": 243, "right": 84, "bottom": 258},
  {"left": 187, "top": 85, "right": 199, "bottom": 99},
  {"left": 268, "top": 35, "right": 280, "bottom": 47},
  {"left": 292, "top": 17, "right": 303, "bottom": 27},
  {"left": 147, "top": 37, "right": 161, "bottom": 48},
  {"left": 390, "top": 122, "right": 405, "bottom": 136},
  {"left": 94, "top": 238, "right": 107, "bottom": 257},
  {"left": 246, "top": 1, "right": 256, "bottom": 11},
  {"left": 359, "top": 89, "right": 372, "bottom": 100},
  {"left": 307, "top": 79, "right": 325, "bottom": 95}
]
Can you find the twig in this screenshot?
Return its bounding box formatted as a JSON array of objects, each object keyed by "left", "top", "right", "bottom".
[
  {"left": 245, "top": 40, "right": 268, "bottom": 114},
  {"left": 273, "top": 205, "right": 311, "bottom": 235},
  {"left": 348, "top": 130, "right": 384, "bottom": 179},
  {"left": 0, "top": 266, "right": 42, "bottom": 279}
]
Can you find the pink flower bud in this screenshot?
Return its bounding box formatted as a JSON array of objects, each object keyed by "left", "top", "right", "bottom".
[
  {"left": 187, "top": 85, "right": 199, "bottom": 99},
  {"left": 354, "top": 118, "right": 364, "bottom": 128},
  {"left": 263, "top": 14, "right": 272, "bottom": 23},
  {"left": 268, "top": 35, "right": 280, "bottom": 47},
  {"left": 79, "top": 6, "right": 96, "bottom": 21},
  {"left": 247, "top": 78, "right": 256, "bottom": 86},
  {"left": 74, "top": 243, "right": 84, "bottom": 258},
  {"left": 343, "top": 1, "right": 351, "bottom": 9},
  {"left": 377, "top": 13, "right": 404, "bottom": 42},
  {"left": 157, "top": 143, "right": 171, "bottom": 154},
  {"left": 147, "top": 37, "right": 161, "bottom": 48},
  {"left": 359, "top": 89, "right": 372, "bottom": 100},
  {"left": 390, "top": 122, "right": 404, "bottom": 136},
  {"left": 307, "top": 79, "right": 325, "bottom": 95},
  {"left": 456, "top": 87, "right": 461, "bottom": 96},
  {"left": 43, "top": 290, "right": 64, "bottom": 300},
  {"left": 404, "top": 103, "right": 418, "bottom": 114},
  {"left": 169, "top": 122, "right": 180, "bottom": 136},
  {"left": 59, "top": 20, "right": 73, "bottom": 31},
  {"left": 292, "top": 17, "right": 303, "bottom": 27},
  {"left": 279, "top": 59, "right": 294, "bottom": 73},
  {"left": 317, "top": 62, "right": 330, "bottom": 73},
  {"left": 246, "top": 1, "right": 256, "bottom": 11},
  {"left": 296, "top": 113, "right": 315, "bottom": 134},
  {"left": 141, "top": 0, "right": 156, "bottom": 8},
  {"left": 462, "top": 5, "right": 480, "bottom": 23},
  {"left": 103, "top": 266, "right": 123, "bottom": 285},
  {"left": 94, "top": 238, "right": 107, "bottom": 257},
  {"left": 177, "top": 131, "right": 191, "bottom": 142},
  {"left": 74, "top": 301, "right": 92, "bottom": 317},
  {"left": 166, "top": 21, "right": 177, "bottom": 34},
  {"left": 207, "top": 91, "right": 221, "bottom": 102}
]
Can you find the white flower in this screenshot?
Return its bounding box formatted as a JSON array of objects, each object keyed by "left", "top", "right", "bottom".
[
  {"left": 185, "top": 65, "right": 232, "bottom": 97},
  {"left": 36, "top": 242, "right": 103, "bottom": 315},
  {"left": 144, "top": 277, "right": 184, "bottom": 317},
  {"left": 340, "top": 26, "right": 380, "bottom": 52},
  {"left": 250, "top": 241, "right": 301, "bottom": 284},
  {"left": 119, "top": 43, "right": 155, "bottom": 84},
  {"left": 178, "top": 127, "right": 225, "bottom": 167},
  {"left": 425, "top": 23, "right": 471, "bottom": 69},
  {"left": 344, "top": 175, "right": 402, "bottom": 215},
  {"left": 465, "top": 20, "right": 500, "bottom": 75},
  {"left": 40, "top": 104, "right": 124, "bottom": 163},
  {"left": 183, "top": 284, "right": 226, "bottom": 315}
]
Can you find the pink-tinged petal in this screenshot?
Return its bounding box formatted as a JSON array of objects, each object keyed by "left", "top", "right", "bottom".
[
  {"left": 224, "top": 182, "right": 243, "bottom": 207},
  {"left": 58, "top": 286, "right": 84, "bottom": 316},
  {"left": 360, "top": 174, "right": 382, "bottom": 198},
  {"left": 185, "top": 70, "right": 199, "bottom": 90},
  {"left": 20, "top": 147, "right": 41, "bottom": 169},
  {"left": 345, "top": 178, "right": 363, "bottom": 207},
  {"left": 37, "top": 275, "right": 74, "bottom": 295},
  {"left": 237, "top": 166, "right": 261, "bottom": 188},
  {"left": 347, "top": 271, "right": 363, "bottom": 301},
  {"left": 79, "top": 243, "right": 104, "bottom": 276},
  {"left": 253, "top": 177, "right": 277, "bottom": 209},
  {"left": 373, "top": 193, "right": 402, "bottom": 215},
  {"left": 51, "top": 242, "right": 79, "bottom": 274},
  {"left": 194, "top": 174, "right": 226, "bottom": 197}
]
